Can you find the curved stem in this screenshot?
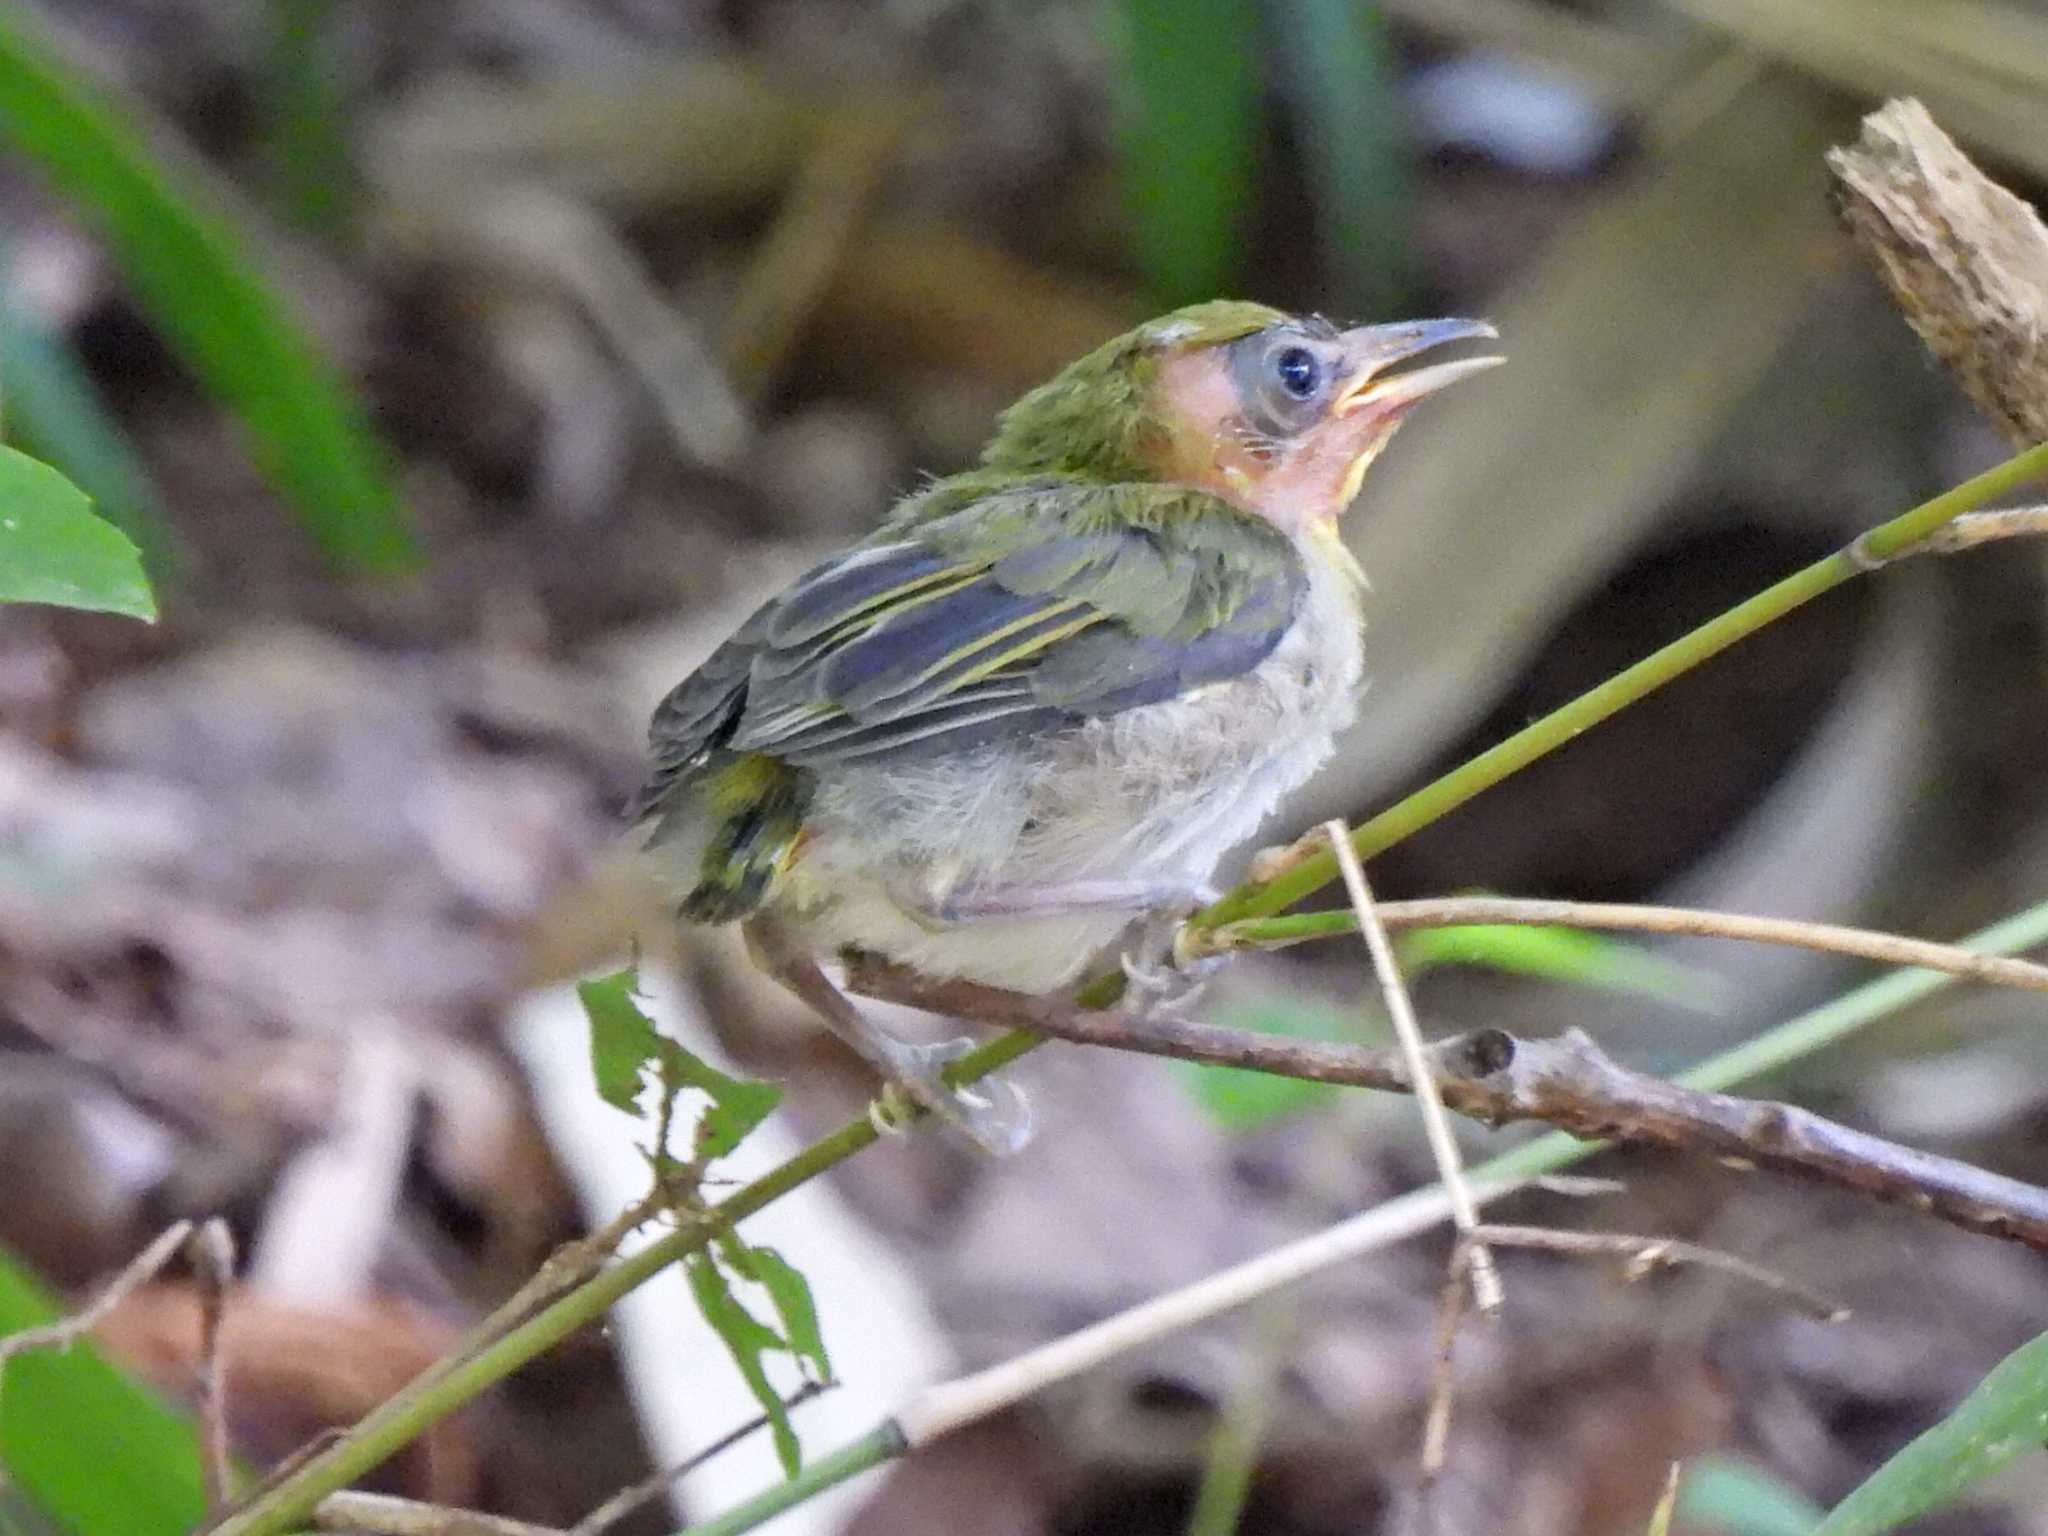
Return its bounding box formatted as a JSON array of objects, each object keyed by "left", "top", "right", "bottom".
[
  {"left": 1194, "top": 895, "right": 2048, "bottom": 994},
  {"left": 1189, "top": 438, "right": 2048, "bottom": 935}
]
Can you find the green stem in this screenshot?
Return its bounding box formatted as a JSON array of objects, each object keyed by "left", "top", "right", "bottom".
[
  {"left": 214, "top": 438, "right": 2048, "bottom": 1533},
  {"left": 1196, "top": 437, "right": 2048, "bottom": 929},
  {"left": 206, "top": 1033, "right": 1039, "bottom": 1534},
  {"left": 677, "top": 1423, "right": 904, "bottom": 1536}
]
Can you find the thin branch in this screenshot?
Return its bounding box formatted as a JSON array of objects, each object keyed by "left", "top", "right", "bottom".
[
  {"left": 1324, "top": 823, "right": 1502, "bottom": 1314},
  {"left": 191, "top": 1218, "right": 238, "bottom": 1513},
  {"left": 1465, "top": 1224, "right": 1848, "bottom": 1321},
  {"left": 568, "top": 1379, "right": 836, "bottom": 1536},
  {"left": 1189, "top": 894, "right": 2048, "bottom": 997},
  {"left": 846, "top": 959, "right": 2048, "bottom": 1253},
  {"left": 0, "top": 1220, "right": 191, "bottom": 1383}
]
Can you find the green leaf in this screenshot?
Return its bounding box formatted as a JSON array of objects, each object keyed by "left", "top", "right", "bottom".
[
  {"left": 0, "top": 287, "right": 177, "bottom": 574},
  {"left": 1115, "top": 0, "right": 1261, "bottom": 305},
  {"left": 0, "top": 442, "right": 153, "bottom": 618},
  {"left": 1267, "top": 0, "right": 1413, "bottom": 316},
  {"left": 578, "top": 967, "right": 782, "bottom": 1161},
  {"left": 581, "top": 967, "right": 667, "bottom": 1114},
  {"left": 1177, "top": 999, "right": 1352, "bottom": 1132},
  {"left": 1398, "top": 923, "right": 1731, "bottom": 1013},
  {"left": 0, "top": 4, "right": 414, "bottom": 571},
  {"left": 0, "top": 1245, "right": 206, "bottom": 1534},
  {"left": 730, "top": 1243, "right": 830, "bottom": 1384},
  {"left": 1679, "top": 1456, "right": 1823, "bottom": 1535},
  {"left": 1813, "top": 1327, "right": 2048, "bottom": 1536},
  {"left": 687, "top": 1253, "right": 802, "bottom": 1478}
]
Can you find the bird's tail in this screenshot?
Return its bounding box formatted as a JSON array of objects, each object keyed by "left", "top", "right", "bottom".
[{"left": 677, "top": 753, "right": 811, "bottom": 924}]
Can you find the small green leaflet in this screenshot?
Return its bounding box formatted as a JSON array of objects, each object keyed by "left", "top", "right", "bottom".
[
  {"left": 687, "top": 1239, "right": 830, "bottom": 1479},
  {"left": 1175, "top": 999, "right": 1352, "bottom": 1131},
  {"left": 1399, "top": 922, "right": 1729, "bottom": 1013},
  {"left": 1813, "top": 1326, "right": 2048, "bottom": 1536},
  {"left": 722, "top": 1238, "right": 830, "bottom": 1384},
  {"left": 0, "top": 444, "right": 154, "bottom": 619},
  {"left": 578, "top": 967, "right": 780, "bottom": 1161}
]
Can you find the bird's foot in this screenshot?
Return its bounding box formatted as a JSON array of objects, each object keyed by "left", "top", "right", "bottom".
[
  {"left": 875, "top": 1036, "right": 1034, "bottom": 1156},
  {"left": 1119, "top": 893, "right": 1227, "bottom": 1017}
]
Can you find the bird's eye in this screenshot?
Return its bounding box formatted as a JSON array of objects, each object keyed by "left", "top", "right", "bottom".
[{"left": 1274, "top": 346, "right": 1320, "bottom": 400}]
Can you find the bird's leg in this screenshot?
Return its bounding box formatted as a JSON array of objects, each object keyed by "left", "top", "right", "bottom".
[
  {"left": 919, "top": 877, "right": 1221, "bottom": 923},
  {"left": 1119, "top": 905, "right": 1229, "bottom": 1016},
  {"left": 741, "top": 916, "right": 1032, "bottom": 1155}
]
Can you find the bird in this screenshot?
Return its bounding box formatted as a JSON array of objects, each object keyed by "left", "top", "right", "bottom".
[{"left": 631, "top": 301, "right": 1500, "bottom": 1151}]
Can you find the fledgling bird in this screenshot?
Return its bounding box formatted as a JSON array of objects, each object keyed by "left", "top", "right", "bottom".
[{"left": 632, "top": 301, "right": 1499, "bottom": 1150}]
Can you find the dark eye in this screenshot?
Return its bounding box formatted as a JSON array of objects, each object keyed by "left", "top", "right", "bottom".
[{"left": 1274, "top": 346, "right": 1320, "bottom": 400}]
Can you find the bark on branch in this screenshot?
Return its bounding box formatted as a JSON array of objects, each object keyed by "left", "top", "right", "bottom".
[{"left": 847, "top": 960, "right": 2048, "bottom": 1252}]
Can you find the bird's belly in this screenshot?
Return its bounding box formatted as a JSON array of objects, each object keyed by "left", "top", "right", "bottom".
[{"left": 782, "top": 563, "right": 1364, "bottom": 991}]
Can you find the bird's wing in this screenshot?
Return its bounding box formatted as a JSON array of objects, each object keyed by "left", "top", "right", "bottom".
[{"left": 633, "top": 479, "right": 1305, "bottom": 803}]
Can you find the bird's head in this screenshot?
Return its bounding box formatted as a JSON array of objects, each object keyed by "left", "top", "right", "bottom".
[{"left": 983, "top": 300, "right": 1500, "bottom": 532}]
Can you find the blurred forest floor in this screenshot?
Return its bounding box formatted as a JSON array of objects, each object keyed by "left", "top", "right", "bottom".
[{"left": 4, "top": 2, "right": 2048, "bottom": 1532}]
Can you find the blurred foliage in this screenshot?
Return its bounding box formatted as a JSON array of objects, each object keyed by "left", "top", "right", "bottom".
[
  {"left": 1266, "top": 0, "right": 1412, "bottom": 316},
  {"left": 1813, "top": 1325, "right": 2048, "bottom": 1536},
  {"left": 0, "top": 1, "right": 411, "bottom": 572},
  {"left": 1116, "top": 0, "right": 1411, "bottom": 311},
  {"left": 1115, "top": 0, "right": 1261, "bottom": 306},
  {"left": 262, "top": 0, "right": 352, "bottom": 235},
  {"left": 0, "top": 282, "right": 176, "bottom": 573},
  {"left": 1397, "top": 922, "right": 1730, "bottom": 1012},
  {"left": 0, "top": 1247, "right": 206, "bottom": 1535},
  {"left": 1679, "top": 1456, "right": 1824, "bottom": 1535},
  {"left": 0, "top": 441, "right": 153, "bottom": 617}
]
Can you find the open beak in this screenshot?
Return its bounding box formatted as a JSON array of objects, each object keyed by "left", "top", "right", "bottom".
[{"left": 1333, "top": 318, "right": 1503, "bottom": 417}]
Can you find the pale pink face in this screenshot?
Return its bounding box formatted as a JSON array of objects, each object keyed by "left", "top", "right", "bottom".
[{"left": 1148, "top": 318, "right": 1500, "bottom": 533}]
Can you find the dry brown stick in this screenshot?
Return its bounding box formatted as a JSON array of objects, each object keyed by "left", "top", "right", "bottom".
[
  {"left": 845, "top": 960, "right": 2048, "bottom": 1251},
  {"left": 1193, "top": 895, "right": 2048, "bottom": 996},
  {"left": 1416, "top": 1222, "right": 1844, "bottom": 1509},
  {"left": 191, "top": 1219, "right": 239, "bottom": 1513},
  {"left": 1829, "top": 97, "right": 2048, "bottom": 447},
  {"left": 1465, "top": 1224, "right": 1848, "bottom": 1320},
  {"left": 1324, "top": 822, "right": 1502, "bottom": 1314},
  {"left": 0, "top": 1221, "right": 192, "bottom": 1385}
]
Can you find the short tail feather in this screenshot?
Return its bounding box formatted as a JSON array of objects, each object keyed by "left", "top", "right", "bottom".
[{"left": 677, "top": 754, "right": 811, "bottom": 924}]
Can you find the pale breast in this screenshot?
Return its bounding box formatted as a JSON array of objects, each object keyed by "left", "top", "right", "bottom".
[{"left": 781, "top": 545, "right": 1366, "bottom": 992}]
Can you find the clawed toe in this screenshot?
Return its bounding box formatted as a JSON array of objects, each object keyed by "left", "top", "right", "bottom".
[{"left": 878, "top": 1037, "right": 1034, "bottom": 1155}]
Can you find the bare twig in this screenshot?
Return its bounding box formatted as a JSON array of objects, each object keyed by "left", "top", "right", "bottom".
[
  {"left": 1191, "top": 894, "right": 2048, "bottom": 997},
  {"left": 845, "top": 960, "right": 2048, "bottom": 1252},
  {"left": 1829, "top": 97, "right": 2048, "bottom": 446},
  {"left": 1466, "top": 1224, "right": 1848, "bottom": 1321},
  {"left": 191, "top": 1219, "right": 239, "bottom": 1512},
  {"left": 567, "top": 1379, "right": 836, "bottom": 1536},
  {"left": 1323, "top": 823, "right": 1502, "bottom": 1314},
  {"left": 0, "top": 1221, "right": 192, "bottom": 1386},
  {"left": 1416, "top": 1222, "right": 1842, "bottom": 1512}
]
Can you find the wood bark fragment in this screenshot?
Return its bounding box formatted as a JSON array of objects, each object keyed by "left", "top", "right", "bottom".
[{"left": 1828, "top": 97, "right": 2048, "bottom": 445}]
